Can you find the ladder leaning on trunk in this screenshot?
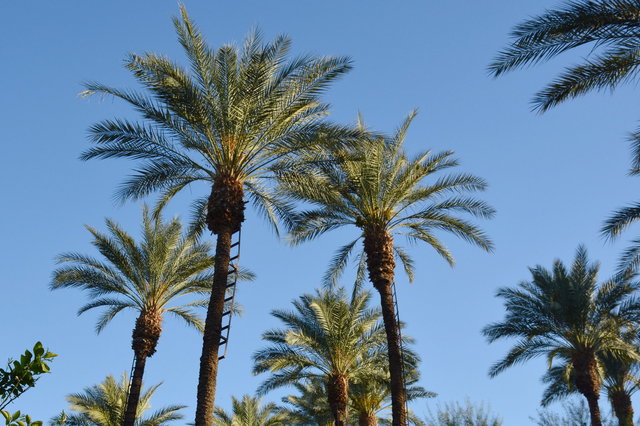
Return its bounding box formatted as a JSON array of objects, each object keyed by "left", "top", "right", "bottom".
[
  {"left": 391, "top": 280, "right": 409, "bottom": 420},
  {"left": 218, "top": 228, "right": 241, "bottom": 361}
]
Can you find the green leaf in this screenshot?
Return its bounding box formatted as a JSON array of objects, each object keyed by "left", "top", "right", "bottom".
[
  {"left": 1, "top": 412, "right": 10, "bottom": 423},
  {"left": 32, "top": 343, "right": 44, "bottom": 358}
]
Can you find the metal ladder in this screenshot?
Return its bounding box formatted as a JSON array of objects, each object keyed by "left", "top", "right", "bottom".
[
  {"left": 218, "top": 229, "right": 241, "bottom": 361},
  {"left": 391, "top": 280, "right": 409, "bottom": 421}
]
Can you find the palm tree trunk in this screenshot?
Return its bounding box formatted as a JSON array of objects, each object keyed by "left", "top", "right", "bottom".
[
  {"left": 124, "top": 310, "right": 162, "bottom": 426},
  {"left": 364, "top": 230, "right": 407, "bottom": 426},
  {"left": 123, "top": 354, "right": 147, "bottom": 426},
  {"left": 326, "top": 374, "right": 349, "bottom": 426},
  {"left": 195, "top": 228, "right": 233, "bottom": 426},
  {"left": 195, "top": 175, "right": 245, "bottom": 426},
  {"left": 358, "top": 413, "right": 378, "bottom": 426},
  {"left": 610, "top": 391, "right": 634, "bottom": 426},
  {"left": 573, "top": 352, "right": 602, "bottom": 426}
]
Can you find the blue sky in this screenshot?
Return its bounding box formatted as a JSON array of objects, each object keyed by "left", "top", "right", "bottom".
[{"left": 2, "top": 0, "right": 639, "bottom": 423}]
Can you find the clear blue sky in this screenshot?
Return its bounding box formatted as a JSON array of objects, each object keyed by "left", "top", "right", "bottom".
[{"left": 2, "top": 0, "right": 639, "bottom": 423}]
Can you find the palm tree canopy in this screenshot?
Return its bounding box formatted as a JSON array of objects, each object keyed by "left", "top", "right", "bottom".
[
  {"left": 253, "top": 287, "right": 389, "bottom": 394},
  {"left": 483, "top": 246, "right": 640, "bottom": 395},
  {"left": 51, "top": 206, "right": 217, "bottom": 333},
  {"left": 213, "top": 395, "right": 285, "bottom": 426},
  {"left": 489, "top": 0, "right": 640, "bottom": 112},
  {"left": 50, "top": 374, "right": 184, "bottom": 426},
  {"left": 80, "top": 6, "right": 354, "bottom": 235},
  {"left": 279, "top": 111, "right": 494, "bottom": 287},
  {"left": 278, "top": 379, "right": 334, "bottom": 426}
]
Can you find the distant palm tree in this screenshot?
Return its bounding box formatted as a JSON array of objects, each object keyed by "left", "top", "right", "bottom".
[
  {"left": 540, "top": 327, "right": 640, "bottom": 426},
  {"left": 49, "top": 374, "right": 183, "bottom": 426},
  {"left": 253, "top": 288, "right": 389, "bottom": 425},
  {"left": 483, "top": 246, "right": 640, "bottom": 426},
  {"left": 51, "top": 207, "right": 214, "bottom": 426},
  {"left": 279, "top": 112, "right": 494, "bottom": 425},
  {"left": 80, "top": 7, "right": 352, "bottom": 423},
  {"left": 213, "top": 395, "right": 285, "bottom": 426},
  {"left": 279, "top": 379, "right": 334, "bottom": 426},
  {"left": 424, "top": 400, "right": 502, "bottom": 426}
]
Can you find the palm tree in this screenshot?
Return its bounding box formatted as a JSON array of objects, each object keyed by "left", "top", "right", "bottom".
[
  {"left": 483, "top": 246, "right": 640, "bottom": 426},
  {"left": 540, "top": 328, "right": 640, "bottom": 426},
  {"left": 423, "top": 400, "right": 502, "bottom": 426},
  {"left": 49, "top": 374, "right": 184, "bottom": 426},
  {"left": 253, "top": 287, "right": 390, "bottom": 425},
  {"left": 279, "top": 379, "right": 334, "bottom": 426},
  {"left": 213, "top": 395, "right": 286, "bottom": 426},
  {"left": 80, "top": 7, "right": 352, "bottom": 424},
  {"left": 350, "top": 368, "right": 433, "bottom": 426},
  {"left": 489, "top": 0, "right": 640, "bottom": 113},
  {"left": 278, "top": 112, "right": 494, "bottom": 425},
  {"left": 51, "top": 207, "right": 215, "bottom": 426}
]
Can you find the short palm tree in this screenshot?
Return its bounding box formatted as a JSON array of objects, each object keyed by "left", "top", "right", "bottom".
[
  {"left": 483, "top": 246, "right": 640, "bottom": 426},
  {"left": 540, "top": 327, "right": 640, "bottom": 426},
  {"left": 253, "top": 287, "right": 389, "bottom": 425},
  {"left": 279, "top": 379, "right": 334, "bottom": 426},
  {"left": 51, "top": 207, "right": 214, "bottom": 426},
  {"left": 279, "top": 112, "right": 494, "bottom": 425},
  {"left": 213, "top": 395, "right": 285, "bottom": 426},
  {"left": 80, "top": 8, "right": 352, "bottom": 424},
  {"left": 489, "top": 0, "right": 640, "bottom": 113},
  {"left": 49, "top": 373, "right": 184, "bottom": 426}
]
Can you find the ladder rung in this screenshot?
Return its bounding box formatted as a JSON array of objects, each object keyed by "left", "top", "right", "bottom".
[
  {"left": 219, "top": 336, "right": 227, "bottom": 344},
  {"left": 228, "top": 265, "right": 237, "bottom": 274},
  {"left": 230, "top": 241, "right": 240, "bottom": 248},
  {"left": 224, "top": 296, "right": 234, "bottom": 303},
  {"left": 221, "top": 325, "right": 230, "bottom": 332},
  {"left": 230, "top": 255, "right": 239, "bottom": 261},
  {"left": 226, "top": 283, "right": 236, "bottom": 289},
  {"left": 218, "top": 355, "right": 225, "bottom": 360},
  {"left": 222, "top": 311, "right": 231, "bottom": 317}
]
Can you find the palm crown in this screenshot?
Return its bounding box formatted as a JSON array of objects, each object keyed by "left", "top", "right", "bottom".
[
  {"left": 213, "top": 395, "right": 286, "bottom": 426},
  {"left": 280, "top": 111, "right": 494, "bottom": 287},
  {"left": 51, "top": 206, "right": 214, "bottom": 334},
  {"left": 253, "top": 287, "right": 391, "bottom": 425}
]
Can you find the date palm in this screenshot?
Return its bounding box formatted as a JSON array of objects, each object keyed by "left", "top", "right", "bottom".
[
  {"left": 279, "top": 112, "right": 494, "bottom": 425},
  {"left": 483, "top": 246, "right": 640, "bottom": 426},
  {"left": 540, "top": 328, "right": 640, "bottom": 426},
  {"left": 80, "top": 7, "right": 352, "bottom": 424},
  {"left": 279, "top": 379, "right": 334, "bottom": 426},
  {"left": 213, "top": 395, "right": 285, "bottom": 426},
  {"left": 253, "top": 287, "right": 390, "bottom": 426},
  {"left": 51, "top": 207, "right": 214, "bottom": 426},
  {"left": 50, "top": 373, "right": 184, "bottom": 426}
]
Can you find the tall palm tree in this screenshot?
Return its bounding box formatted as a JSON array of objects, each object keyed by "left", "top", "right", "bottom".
[
  {"left": 213, "top": 395, "right": 285, "bottom": 426},
  {"left": 253, "top": 287, "right": 390, "bottom": 425},
  {"left": 483, "top": 246, "right": 640, "bottom": 426},
  {"left": 49, "top": 374, "right": 184, "bottom": 426},
  {"left": 278, "top": 112, "right": 494, "bottom": 425},
  {"left": 51, "top": 207, "right": 214, "bottom": 426},
  {"left": 80, "top": 7, "right": 352, "bottom": 424}
]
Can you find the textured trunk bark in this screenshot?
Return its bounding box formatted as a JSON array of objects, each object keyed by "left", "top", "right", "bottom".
[
  {"left": 573, "top": 352, "right": 602, "bottom": 426},
  {"left": 124, "top": 310, "right": 161, "bottom": 426},
  {"left": 611, "top": 391, "right": 634, "bottom": 426},
  {"left": 359, "top": 413, "right": 378, "bottom": 426},
  {"left": 122, "top": 354, "right": 147, "bottom": 426},
  {"left": 195, "top": 175, "right": 245, "bottom": 426},
  {"left": 195, "top": 229, "right": 233, "bottom": 426},
  {"left": 326, "top": 375, "right": 349, "bottom": 426},
  {"left": 363, "top": 229, "right": 407, "bottom": 426}
]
